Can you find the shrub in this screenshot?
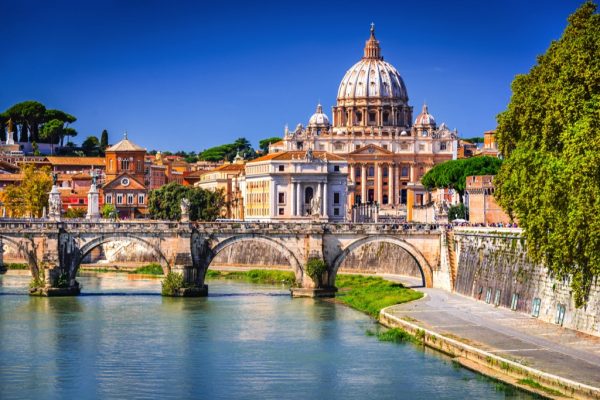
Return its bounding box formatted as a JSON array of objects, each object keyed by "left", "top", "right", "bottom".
[
  {"left": 134, "top": 263, "right": 164, "bottom": 275},
  {"left": 305, "top": 258, "right": 327, "bottom": 287},
  {"left": 161, "top": 272, "right": 186, "bottom": 296},
  {"left": 64, "top": 208, "right": 86, "bottom": 219}
]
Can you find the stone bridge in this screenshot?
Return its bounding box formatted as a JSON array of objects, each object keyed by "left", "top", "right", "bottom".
[{"left": 0, "top": 220, "right": 451, "bottom": 296}]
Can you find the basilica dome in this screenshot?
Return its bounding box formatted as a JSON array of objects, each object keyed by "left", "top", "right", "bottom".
[
  {"left": 308, "top": 103, "right": 330, "bottom": 127},
  {"left": 414, "top": 103, "right": 436, "bottom": 126},
  {"left": 337, "top": 25, "right": 408, "bottom": 102}
]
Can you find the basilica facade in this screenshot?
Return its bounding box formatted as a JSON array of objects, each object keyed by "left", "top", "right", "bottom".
[{"left": 275, "top": 25, "right": 458, "bottom": 214}]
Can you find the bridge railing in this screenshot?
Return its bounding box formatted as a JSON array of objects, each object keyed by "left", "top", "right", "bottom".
[{"left": 0, "top": 218, "right": 444, "bottom": 234}]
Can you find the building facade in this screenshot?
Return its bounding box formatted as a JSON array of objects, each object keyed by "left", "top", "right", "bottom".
[
  {"left": 195, "top": 155, "right": 246, "bottom": 220},
  {"left": 465, "top": 175, "right": 511, "bottom": 225},
  {"left": 244, "top": 150, "right": 348, "bottom": 222},
  {"left": 278, "top": 25, "right": 458, "bottom": 214}
]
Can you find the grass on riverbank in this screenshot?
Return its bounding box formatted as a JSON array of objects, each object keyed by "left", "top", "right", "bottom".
[
  {"left": 335, "top": 275, "right": 424, "bottom": 318},
  {"left": 367, "top": 327, "right": 422, "bottom": 345},
  {"left": 517, "top": 378, "right": 564, "bottom": 397},
  {"left": 206, "top": 269, "right": 296, "bottom": 285},
  {"left": 133, "top": 263, "right": 164, "bottom": 275},
  {"left": 5, "top": 263, "right": 28, "bottom": 270}
]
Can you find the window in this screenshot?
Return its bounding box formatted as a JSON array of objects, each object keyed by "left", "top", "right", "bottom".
[
  {"left": 400, "top": 143, "right": 409, "bottom": 150},
  {"left": 121, "top": 158, "right": 130, "bottom": 170},
  {"left": 440, "top": 141, "right": 447, "bottom": 151},
  {"left": 137, "top": 160, "right": 143, "bottom": 172},
  {"left": 105, "top": 194, "right": 112, "bottom": 204},
  {"left": 127, "top": 194, "right": 134, "bottom": 204},
  {"left": 532, "top": 298, "right": 541, "bottom": 317},
  {"left": 334, "top": 207, "right": 340, "bottom": 216},
  {"left": 109, "top": 159, "right": 114, "bottom": 171},
  {"left": 510, "top": 293, "right": 519, "bottom": 311},
  {"left": 334, "top": 165, "right": 340, "bottom": 172},
  {"left": 419, "top": 144, "right": 425, "bottom": 151},
  {"left": 278, "top": 165, "right": 284, "bottom": 172},
  {"left": 334, "top": 143, "right": 344, "bottom": 151},
  {"left": 369, "top": 112, "right": 376, "bottom": 123},
  {"left": 494, "top": 290, "right": 501, "bottom": 306},
  {"left": 355, "top": 168, "right": 361, "bottom": 178},
  {"left": 278, "top": 192, "right": 285, "bottom": 204},
  {"left": 422, "top": 130, "right": 428, "bottom": 137},
  {"left": 333, "top": 192, "right": 340, "bottom": 205},
  {"left": 401, "top": 166, "right": 409, "bottom": 177},
  {"left": 485, "top": 288, "right": 492, "bottom": 304},
  {"left": 278, "top": 207, "right": 284, "bottom": 215},
  {"left": 555, "top": 304, "right": 566, "bottom": 326},
  {"left": 368, "top": 166, "right": 375, "bottom": 177},
  {"left": 79, "top": 199, "right": 84, "bottom": 205},
  {"left": 355, "top": 144, "right": 361, "bottom": 150},
  {"left": 138, "top": 194, "right": 145, "bottom": 204},
  {"left": 382, "top": 144, "right": 388, "bottom": 150},
  {"left": 383, "top": 167, "right": 388, "bottom": 177},
  {"left": 116, "top": 194, "right": 123, "bottom": 205}
]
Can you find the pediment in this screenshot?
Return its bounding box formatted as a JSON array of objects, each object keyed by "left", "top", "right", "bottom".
[
  {"left": 102, "top": 173, "right": 146, "bottom": 190},
  {"left": 349, "top": 144, "right": 393, "bottom": 155}
]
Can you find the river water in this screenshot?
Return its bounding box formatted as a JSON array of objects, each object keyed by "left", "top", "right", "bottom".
[{"left": 0, "top": 272, "right": 537, "bottom": 400}]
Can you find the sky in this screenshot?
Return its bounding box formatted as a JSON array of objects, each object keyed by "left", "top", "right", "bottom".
[{"left": 0, "top": 0, "right": 585, "bottom": 152}]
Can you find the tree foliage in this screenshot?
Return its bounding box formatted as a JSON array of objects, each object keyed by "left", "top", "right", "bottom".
[
  {"left": 148, "top": 182, "right": 225, "bottom": 221},
  {"left": 64, "top": 208, "right": 86, "bottom": 219},
  {"left": 2, "top": 101, "right": 76, "bottom": 145},
  {"left": 81, "top": 135, "right": 100, "bottom": 155},
  {"left": 199, "top": 137, "right": 256, "bottom": 162},
  {"left": 421, "top": 156, "right": 502, "bottom": 200},
  {"left": 494, "top": 2, "right": 600, "bottom": 306},
  {"left": 101, "top": 204, "right": 117, "bottom": 219},
  {"left": 100, "top": 129, "right": 109, "bottom": 153},
  {"left": 258, "top": 137, "right": 282, "bottom": 153},
  {"left": 0, "top": 164, "right": 52, "bottom": 218}
]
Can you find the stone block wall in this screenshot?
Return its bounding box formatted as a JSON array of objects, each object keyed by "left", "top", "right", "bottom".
[{"left": 454, "top": 232, "right": 600, "bottom": 337}]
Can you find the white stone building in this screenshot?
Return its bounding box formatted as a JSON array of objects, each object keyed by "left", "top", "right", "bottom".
[{"left": 244, "top": 150, "right": 348, "bottom": 222}]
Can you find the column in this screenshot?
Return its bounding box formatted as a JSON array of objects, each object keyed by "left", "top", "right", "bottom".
[
  {"left": 316, "top": 182, "right": 322, "bottom": 215},
  {"left": 377, "top": 163, "right": 383, "bottom": 204},
  {"left": 394, "top": 162, "right": 400, "bottom": 204},
  {"left": 388, "top": 164, "right": 394, "bottom": 205},
  {"left": 361, "top": 164, "right": 367, "bottom": 203},
  {"left": 292, "top": 182, "right": 296, "bottom": 216},
  {"left": 410, "top": 164, "right": 416, "bottom": 183},
  {"left": 271, "top": 181, "right": 277, "bottom": 218},
  {"left": 297, "top": 183, "right": 303, "bottom": 216},
  {"left": 349, "top": 164, "right": 355, "bottom": 183},
  {"left": 323, "top": 182, "right": 329, "bottom": 218}
]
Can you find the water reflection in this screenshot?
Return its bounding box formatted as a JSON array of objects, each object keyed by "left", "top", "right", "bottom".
[{"left": 0, "top": 273, "right": 537, "bottom": 400}]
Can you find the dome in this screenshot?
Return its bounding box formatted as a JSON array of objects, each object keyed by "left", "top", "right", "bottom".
[
  {"left": 308, "top": 103, "right": 330, "bottom": 127},
  {"left": 337, "top": 25, "right": 408, "bottom": 102},
  {"left": 414, "top": 103, "right": 436, "bottom": 126}
]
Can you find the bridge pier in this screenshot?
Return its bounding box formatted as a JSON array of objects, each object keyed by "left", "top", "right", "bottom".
[{"left": 169, "top": 265, "right": 208, "bottom": 297}]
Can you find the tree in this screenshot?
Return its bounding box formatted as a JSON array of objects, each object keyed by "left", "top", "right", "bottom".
[
  {"left": 494, "top": 2, "right": 600, "bottom": 306},
  {"left": 81, "top": 135, "right": 100, "bottom": 156},
  {"left": 100, "top": 129, "right": 109, "bottom": 153},
  {"left": 5, "top": 101, "right": 46, "bottom": 143},
  {"left": 64, "top": 208, "right": 86, "bottom": 219},
  {"left": 39, "top": 119, "right": 64, "bottom": 154},
  {"left": 259, "top": 137, "right": 282, "bottom": 153},
  {"left": 148, "top": 182, "right": 225, "bottom": 221},
  {"left": 421, "top": 156, "right": 502, "bottom": 202},
  {"left": 198, "top": 137, "right": 257, "bottom": 162},
  {"left": 44, "top": 109, "right": 76, "bottom": 146},
  {"left": 1, "top": 164, "right": 52, "bottom": 218},
  {"left": 101, "top": 204, "right": 118, "bottom": 219}
]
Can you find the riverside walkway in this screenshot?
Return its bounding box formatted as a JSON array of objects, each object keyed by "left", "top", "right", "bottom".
[{"left": 386, "top": 276, "right": 600, "bottom": 390}]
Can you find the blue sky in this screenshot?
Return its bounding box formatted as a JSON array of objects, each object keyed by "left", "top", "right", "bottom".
[{"left": 0, "top": 0, "right": 584, "bottom": 151}]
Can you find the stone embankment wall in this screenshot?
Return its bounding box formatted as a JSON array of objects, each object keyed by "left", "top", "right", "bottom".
[
  {"left": 337, "top": 242, "right": 421, "bottom": 279},
  {"left": 454, "top": 231, "right": 600, "bottom": 337},
  {"left": 210, "top": 241, "right": 291, "bottom": 269},
  {"left": 82, "top": 241, "right": 158, "bottom": 264}
]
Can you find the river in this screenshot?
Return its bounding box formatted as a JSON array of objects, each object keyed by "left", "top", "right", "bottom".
[{"left": 0, "top": 272, "right": 538, "bottom": 399}]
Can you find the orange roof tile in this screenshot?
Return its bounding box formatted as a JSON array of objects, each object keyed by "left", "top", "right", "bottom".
[
  {"left": 249, "top": 151, "right": 345, "bottom": 163},
  {"left": 46, "top": 157, "right": 105, "bottom": 166}
]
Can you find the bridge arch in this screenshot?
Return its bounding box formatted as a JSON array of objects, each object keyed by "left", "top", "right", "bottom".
[
  {"left": 330, "top": 236, "right": 433, "bottom": 288},
  {"left": 77, "top": 234, "right": 170, "bottom": 277},
  {"left": 206, "top": 234, "right": 304, "bottom": 281},
  {"left": 0, "top": 235, "right": 38, "bottom": 274}
]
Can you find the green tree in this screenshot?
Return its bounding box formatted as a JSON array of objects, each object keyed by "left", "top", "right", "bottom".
[
  {"left": 101, "top": 204, "right": 118, "bottom": 219},
  {"left": 100, "top": 129, "right": 109, "bottom": 153},
  {"left": 44, "top": 109, "right": 76, "bottom": 146},
  {"left": 494, "top": 2, "right": 600, "bottom": 306},
  {"left": 259, "top": 137, "right": 282, "bottom": 153},
  {"left": 64, "top": 208, "right": 86, "bottom": 218},
  {"left": 81, "top": 135, "right": 100, "bottom": 156},
  {"left": 39, "top": 119, "right": 64, "bottom": 154},
  {"left": 148, "top": 182, "right": 225, "bottom": 221},
  {"left": 421, "top": 156, "right": 502, "bottom": 202},
  {"left": 5, "top": 101, "right": 47, "bottom": 143}
]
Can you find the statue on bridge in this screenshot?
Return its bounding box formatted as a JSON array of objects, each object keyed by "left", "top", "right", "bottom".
[
  {"left": 310, "top": 194, "right": 321, "bottom": 217},
  {"left": 180, "top": 197, "right": 190, "bottom": 222}
]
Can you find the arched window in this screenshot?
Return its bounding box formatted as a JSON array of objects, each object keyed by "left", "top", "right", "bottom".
[{"left": 304, "top": 187, "right": 314, "bottom": 204}]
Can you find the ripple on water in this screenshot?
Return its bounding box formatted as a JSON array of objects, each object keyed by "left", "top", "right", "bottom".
[{"left": 0, "top": 274, "right": 536, "bottom": 400}]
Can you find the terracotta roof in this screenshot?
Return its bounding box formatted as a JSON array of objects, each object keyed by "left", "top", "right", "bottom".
[
  {"left": 201, "top": 163, "right": 246, "bottom": 175},
  {"left": 58, "top": 188, "right": 89, "bottom": 196},
  {"left": 106, "top": 138, "right": 145, "bottom": 152},
  {"left": 249, "top": 151, "right": 345, "bottom": 163},
  {"left": 270, "top": 140, "right": 284, "bottom": 146},
  {"left": 46, "top": 157, "right": 105, "bottom": 166},
  {"left": 0, "top": 173, "right": 23, "bottom": 181}
]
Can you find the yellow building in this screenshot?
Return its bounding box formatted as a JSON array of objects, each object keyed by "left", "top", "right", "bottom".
[{"left": 195, "top": 155, "right": 245, "bottom": 219}]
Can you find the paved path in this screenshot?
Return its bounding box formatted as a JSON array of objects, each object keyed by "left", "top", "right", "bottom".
[{"left": 383, "top": 275, "right": 600, "bottom": 389}]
